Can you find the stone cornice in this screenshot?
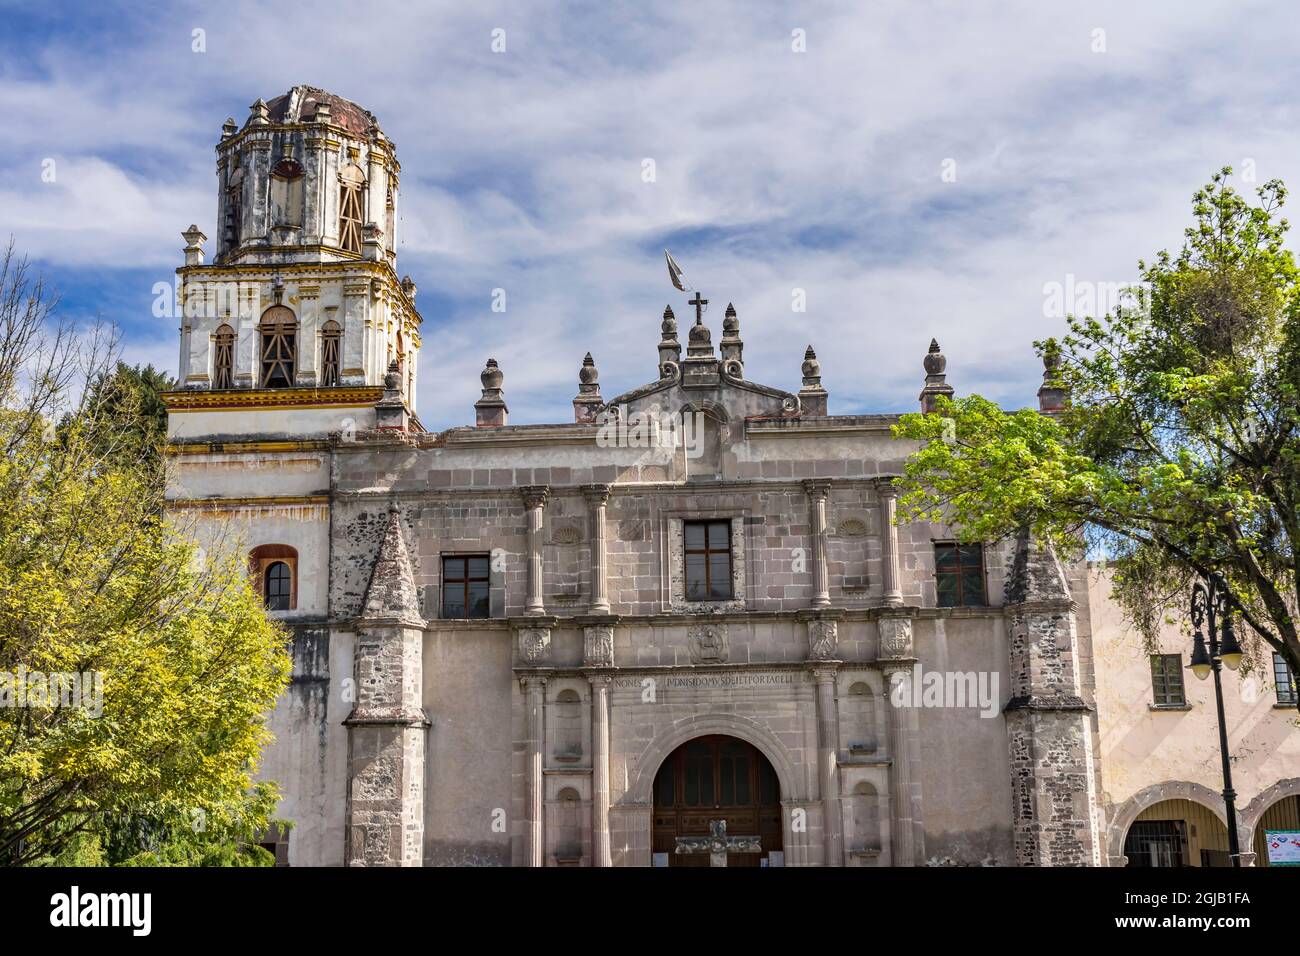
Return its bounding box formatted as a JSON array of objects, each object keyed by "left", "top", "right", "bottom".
[
  {"left": 163, "top": 385, "right": 383, "bottom": 412},
  {"left": 166, "top": 494, "right": 329, "bottom": 510},
  {"left": 165, "top": 439, "right": 332, "bottom": 456}
]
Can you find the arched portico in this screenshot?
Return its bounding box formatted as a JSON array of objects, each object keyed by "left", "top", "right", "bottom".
[
  {"left": 617, "top": 713, "right": 815, "bottom": 866},
  {"left": 1105, "top": 781, "right": 1242, "bottom": 866},
  {"left": 1244, "top": 778, "right": 1300, "bottom": 866}
]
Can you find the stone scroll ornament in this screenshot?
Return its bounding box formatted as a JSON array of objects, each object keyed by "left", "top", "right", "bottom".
[
  {"left": 583, "top": 624, "right": 615, "bottom": 667},
  {"left": 807, "top": 619, "right": 839, "bottom": 661},
  {"left": 518, "top": 627, "right": 551, "bottom": 665},
  {"left": 687, "top": 621, "right": 729, "bottom": 664}
]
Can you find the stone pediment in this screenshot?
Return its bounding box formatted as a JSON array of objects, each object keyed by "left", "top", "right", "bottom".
[{"left": 602, "top": 357, "right": 800, "bottom": 423}]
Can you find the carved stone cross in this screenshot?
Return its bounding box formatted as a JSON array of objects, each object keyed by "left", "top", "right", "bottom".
[{"left": 674, "top": 818, "right": 760, "bottom": 868}]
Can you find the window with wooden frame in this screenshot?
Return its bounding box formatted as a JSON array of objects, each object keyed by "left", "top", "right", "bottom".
[
  {"left": 934, "top": 542, "right": 986, "bottom": 607},
  {"left": 684, "top": 520, "right": 733, "bottom": 601},
  {"left": 1150, "top": 654, "right": 1186, "bottom": 707},
  {"left": 258, "top": 306, "right": 296, "bottom": 388},
  {"left": 213, "top": 323, "right": 235, "bottom": 389},
  {"left": 250, "top": 544, "right": 298, "bottom": 611},
  {"left": 1274, "top": 652, "right": 1296, "bottom": 705},
  {"left": 319, "top": 319, "right": 342, "bottom": 387},
  {"left": 441, "top": 554, "right": 490, "bottom": 619},
  {"left": 338, "top": 164, "right": 366, "bottom": 255}
]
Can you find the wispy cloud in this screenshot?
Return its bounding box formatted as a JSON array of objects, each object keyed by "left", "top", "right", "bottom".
[{"left": 2, "top": 0, "right": 1298, "bottom": 427}]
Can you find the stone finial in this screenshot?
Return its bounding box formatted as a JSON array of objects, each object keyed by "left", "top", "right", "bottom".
[
  {"left": 312, "top": 100, "right": 332, "bottom": 124},
  {"left": 573, "top": 352, "right": 603, "bottom": 423},
  {"left": 919, "top": 338, "right": 955, "bottom": 413},
  {"left": 658, "top": 305, "right": 681, "bottom": 376},
  {"left": 249, "top": 98, "right": 270, "bottom": 126},
  {"left": 799, "top": 344, "right": 828, "bottom": 416},
  {"left": 360, "top": 505, "right": 423, "bottom": 622},
  {"left": 1037, "top": 340, "right": 1068, "bottom": 415},
  {"left": 801, "top": 345, "right": 821, "bottom": 386},
  {"left": 221, "top": 116, "right": 238, "bottom": 139},
  {"left": 376, "top": 359, "right": 409, "bottom": 431},
  {"left": 686, "top": 316, "right": 713, "bottom": 358},
  {"left": 720, "top": 302, "right": 743, "bottom": 374},
  {"left": 400, "top": 275, "right": 417, "bottom": 303},
  {"left": 661, "top": 305, "right": 678, "bottom": 337},
  {"left": 181, "top": 225, "right": 208, "bottom": 266},
  {"left": 362, "top": 222, "right": 385, "bottom": 261},
  {"left": 475, "top": 358, "right": 508, "bottom": 427}
]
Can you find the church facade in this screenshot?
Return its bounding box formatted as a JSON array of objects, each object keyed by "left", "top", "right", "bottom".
[{"left": 163, "top": 87, "right": 1298, "bottom": 868}]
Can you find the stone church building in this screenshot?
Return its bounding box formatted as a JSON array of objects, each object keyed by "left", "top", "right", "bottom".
[{"left": 163, "top": 86, "right": 1299, "bottom": 867}]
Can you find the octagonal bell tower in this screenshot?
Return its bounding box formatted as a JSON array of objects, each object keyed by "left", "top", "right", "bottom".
[{"left": 168, "top": 85, "right": 422, "bottom": 440}]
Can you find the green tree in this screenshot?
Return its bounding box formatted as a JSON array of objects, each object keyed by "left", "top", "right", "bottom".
[
  {"left": 892, "top": 169, "right": 1300, "bottom": 710},
  {"left": 0, "top": 241, "right": 292, "bottom": 864},
  {"left": 79, "top": 362, "right": 177, "bottom": 466}
]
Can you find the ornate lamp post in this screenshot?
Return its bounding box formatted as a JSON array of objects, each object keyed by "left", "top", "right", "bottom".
[{"left": 1189, "top": 573, "right": 1245, "bottom": 866}]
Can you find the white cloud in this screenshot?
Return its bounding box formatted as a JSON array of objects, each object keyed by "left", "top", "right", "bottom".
[{"left": 2, "top": 0, "right": 1298, "bottom": 427}]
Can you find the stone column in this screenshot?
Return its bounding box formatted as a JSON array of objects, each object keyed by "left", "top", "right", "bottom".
[
  {"left": 812, "top": 665, "right": 843, "bottom": 866},
  {"left": 878, "top": 482, "right": 903, "bottom": 606},
  {"left": 880, "top": 615, "right": 922, "bottom": 866},
  {"left": 804, "top": 479, "right": 832, "bottom": 608},
  {"left": 589, "top": 673, "right": 613, "bottom": 867},
  {"left": 584, "top": 484, "right": 611, "bottom": 613},
  {"left": 521, "top": 674, "right": 547, "bottom": 867},
  {"left": 522, "top": 486, "right": 549, "bottom": 615}
]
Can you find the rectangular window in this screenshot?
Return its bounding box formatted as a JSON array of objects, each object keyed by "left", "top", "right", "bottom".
[
  {"left": 1150, "top": 654, "right": 1186, "bottom": 707},
  {"left": 1274, "top": 653, "right": 1296, "bottom": 706},
  {"left": 934, "top": 543, "right": 986, "bottom": 607},
  {"left": 684, "top": 520, "right": 732, "bottom": 601},
  {"left": 441, "top": 555, "right": 490, "bottom": 619}
]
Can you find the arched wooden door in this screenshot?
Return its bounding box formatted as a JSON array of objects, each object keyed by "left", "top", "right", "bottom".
[{"left": 652, "top": 735, "right": 782, "bottom": 867}]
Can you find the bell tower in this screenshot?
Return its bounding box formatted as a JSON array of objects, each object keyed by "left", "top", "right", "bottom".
[{"left": 168, "top": 85, "right": 423, "bottom": 439}]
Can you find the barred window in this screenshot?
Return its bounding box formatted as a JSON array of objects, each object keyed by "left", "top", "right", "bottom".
[
  {"left": 338, "top": 164, "right": 366, "bottom": 255},
  {"left": 224, "top": 162, "right": 244, "bottom": 252},
  {"left": 213, "top": 323, "right": 235, "bottom": 389},
  {"left": 1151, "top": 654, "right": 1186, "bottom": 707},
  {"left": 934, "top": 543, "right": 986, "bottom": 607},
  {"left": 320, "top": 320, "right": 341, "bottom": 387},
  {"left": 259, "top": 306, "right": 296, "bottom": 388}
]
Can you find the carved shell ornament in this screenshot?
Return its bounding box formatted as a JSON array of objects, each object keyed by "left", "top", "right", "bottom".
[
  {"left": 551, "top": 526, "right": 582, "bottom": 546},
  {"left": 837, "top": 518, "right": 868, "bottom": 537}
]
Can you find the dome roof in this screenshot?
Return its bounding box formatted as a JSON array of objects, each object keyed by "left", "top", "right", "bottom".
[{"left": 263, "top": 85, "right": 379, "bottom": 136}]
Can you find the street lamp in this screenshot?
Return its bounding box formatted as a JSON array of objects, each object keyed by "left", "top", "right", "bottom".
[{"left": 1189, "top": 573, "right": 1245, "bottom": 866}]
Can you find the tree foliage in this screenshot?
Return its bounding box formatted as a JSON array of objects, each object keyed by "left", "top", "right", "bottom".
[
  {"left": 892, "top": 170, "right": 1300, "bottom": 704},
  {"left": 0, "top": 241, "right": 292, "bottom": 864}
]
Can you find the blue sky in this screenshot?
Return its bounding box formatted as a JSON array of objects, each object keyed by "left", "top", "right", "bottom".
[{"left": 2, "top": 0, "right": 1298, "bottom": 429}]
